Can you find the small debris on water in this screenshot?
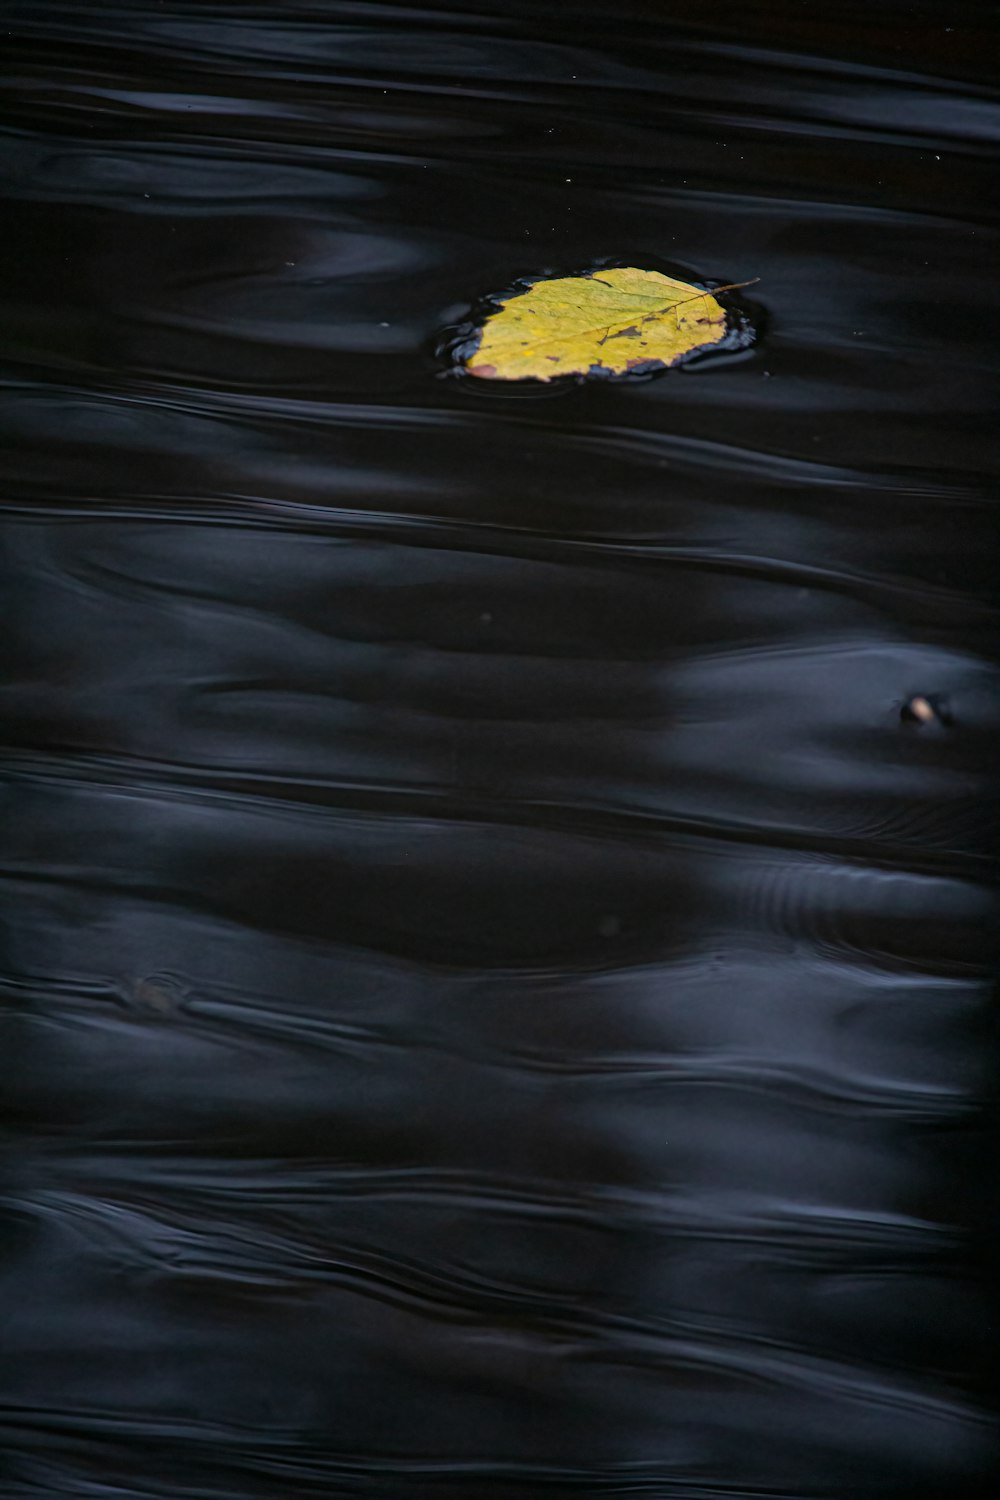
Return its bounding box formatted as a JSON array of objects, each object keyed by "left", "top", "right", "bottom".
[
  {"left": 901, "top": 695, "right": 951, "bottom": 727},
  {"left": 132, "top": 975, "right": 185, "bottom": 1014}
]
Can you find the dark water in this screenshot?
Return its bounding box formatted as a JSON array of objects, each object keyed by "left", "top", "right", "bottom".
[{"left": 1, "top": 1, "right": 998, "bottom": 1495}]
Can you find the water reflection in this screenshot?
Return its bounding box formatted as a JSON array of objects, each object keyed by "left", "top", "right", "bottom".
[{"left": 1, "top": 1, "right": 995, "bottom": 1495}]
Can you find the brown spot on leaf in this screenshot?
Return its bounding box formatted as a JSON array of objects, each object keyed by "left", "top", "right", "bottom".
[{"left": 470, "top": 363, "right": 497, "bottom": 378}]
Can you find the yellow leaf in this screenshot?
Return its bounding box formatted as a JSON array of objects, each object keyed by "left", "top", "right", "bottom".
[{"left": 465, "top": 267, "right": 734, "bottom": 382}]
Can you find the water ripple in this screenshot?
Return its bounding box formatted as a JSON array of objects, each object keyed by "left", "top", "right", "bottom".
[{"left": 1, "top": 2, "right": 996, "bottom": 1497}]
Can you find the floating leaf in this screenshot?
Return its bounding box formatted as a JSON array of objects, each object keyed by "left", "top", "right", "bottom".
[{"left": 463, "top": 267, "right": 749, "bottom": 383}]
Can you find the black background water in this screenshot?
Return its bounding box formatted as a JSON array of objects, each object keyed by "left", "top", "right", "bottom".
[{"left": 1, "top": 1, "right": 997, "bottom": 1495}]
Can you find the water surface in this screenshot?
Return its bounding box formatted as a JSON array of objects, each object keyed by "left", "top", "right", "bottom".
[{"left": 1, "top": 2, "right": 997, "bottom": 1496}]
